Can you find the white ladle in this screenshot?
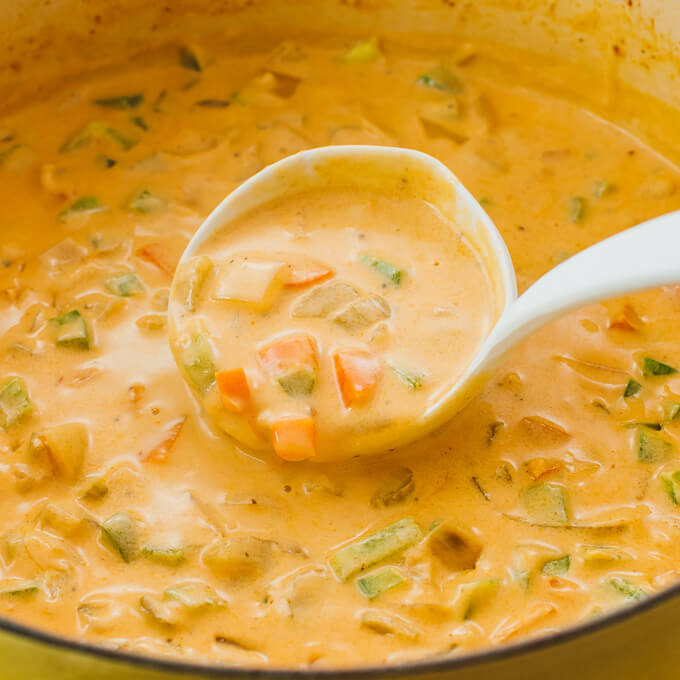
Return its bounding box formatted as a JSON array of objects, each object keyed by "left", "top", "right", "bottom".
[{"left": 170, "top": 145, "right": 680, "bottom": 458}]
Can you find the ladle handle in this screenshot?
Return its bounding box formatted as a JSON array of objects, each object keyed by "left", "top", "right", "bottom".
[{"left": 486, "top": 210, "right": 680, "bottom": 361}]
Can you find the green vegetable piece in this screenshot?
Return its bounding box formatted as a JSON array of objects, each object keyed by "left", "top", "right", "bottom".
[
  {"left": 50, "top": 310, "right": 90, "bottom": 350},
  {"left": 356, "top": 566, "right": 405, "bottom": 600},
  {"left": 180, "top": 46, "right": 203, "bottom": 72},
  {"left": 175, "top": 256, "right": 214, "bottom": 312},
  {"left": 58, "top": 196, "right": 104, "bottom": 222},
  {"left": 196, "top": 99, "right": 230, "bottom": 108},
  {"left": 637, "top": 428, "right": 674, "bottom": 463},
  {"left": 360, "top": 254, "right": 403, "bottom": 286},
  {"left": 568, "top": 196, "right": 586, "bottom": 223},
  {"left": 664, "top": 400, "right": 680, "bottom": 423},
  {"left": 605, "top": 576, "right": 647, "bottom": 601},
  {"left": 641, "top": 357, "right": 677, "bottom": 376},
  {"left": 278, "top": 368, "right": 315, "bottom": 397},
  {"left": 624, "top": 379, "right": 641, "bottom": 398},
  {"left": 329, "top": 518, "right": 422, "bottom": 581},
  {"left": 61, "top": 121, "right": 136, "bottom": 152},
  {"left": 416, "top": 65, "right": 463, "bottom": 93},
  {"left": 461, "top": 579, "right": 499, "bottom": 619},
  {"left": 142, "top": 544, "right": 186, "bottom": 567},
  {"left": 370, "top": 467, "right": 415, "bottom": 507},
  {"left": 128, "top": 189, "right": 165, "bottom": 214},
  {"left": 390, "top": 365, "right": 424, "bottom": 390},
  {"left": 542, "top": 555, "right": 570, "bottom": 576},
  {"left": 106, "top": 272, "right": 144, "bottom": 297},
  {"left": 130, "top": 116, "right": 148, "bottom": 131},
  {"left": 93, "top": 93, "right": 144, "bottom": 110},
  {"left": 179, "top": 332, "right": 216, "bottom": 393},
  {"left": 521, "top": 483, "right": 570, "bottom": 526},
  {"left": 0, "top": 579, "right": 40, "bottom": 597},
  {"left": 341, "top": 37, "right": 381, "bottom": 64},
  {"left": 593, "top": 179, "right": 614, "bottom": 198},
  {"left": 517, "top": 570, "right": 531, "bottom": 591},
  {"left": 164, "top": 582, "right": 224, "bottom": 610},
  {"left": 101, "top": 511, "right": 138, "bottom": 562},
  {"left": 661, "top": 475, "right": 678, "bottom": 505},
  {"left": 0, "top": 378, "right": 32, "bottom": 429}
]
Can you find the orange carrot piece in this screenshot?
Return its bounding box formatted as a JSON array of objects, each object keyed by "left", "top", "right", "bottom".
[
  {"left": 216, "top": 368, "right": 252, "bottom": 413},
  {"left": 286, "top": 260, "right": 333, "bottom": 287},
  {"left": 272, "top": 417, "right": 316, "bottom": 461},
  {"left": 141, "top": 417, "right": 186, "bottom": 463},
  {"left": 137, "top": 243, "right": 176, "bottom": 274},
  {"left": 258, "top": 334, "right": 317, "bottom": 376},
  {"left": 333, "top": 350, "right": 381, "bottom": 407}
]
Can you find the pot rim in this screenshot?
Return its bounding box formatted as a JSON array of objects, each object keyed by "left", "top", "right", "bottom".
[{"left": 2, "top": 573, "right": 677, "bottom": 677}]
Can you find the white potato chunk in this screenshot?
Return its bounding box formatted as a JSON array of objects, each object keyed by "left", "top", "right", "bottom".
[{"left": 213, "top": 257, "right": 287, "bottom": 311}]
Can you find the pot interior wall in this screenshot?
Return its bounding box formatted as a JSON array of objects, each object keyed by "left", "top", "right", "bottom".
[{"left": 0, "top": 0, "right": 678, "bottom": 161}]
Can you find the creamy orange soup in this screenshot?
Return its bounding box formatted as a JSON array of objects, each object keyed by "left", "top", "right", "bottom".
[
  {"left": 0, "top": 35, "right": 678, "bottom": 668},
  {"left": 169, "top": 189, "right": 493, "bottom": 462}
]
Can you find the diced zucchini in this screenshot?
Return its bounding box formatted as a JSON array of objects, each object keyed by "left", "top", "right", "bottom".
[
  {"left": 341, "top": 37, "right": 381, "bottom": 64},
  {"left": 213, "top": 258, "right": 287, "bottom": 312},
  {"left": 202, "top": 536, "right": 272, "bottom": 579},
  {"left": 106, "top": 272, "right": 144, "bottom": 297},
  {"left": 291, "top": 281, "right": 360, "bottom": 318},
  {"left": 0, "top": 378, "right": 32, "bottom": 429},
  {"left": 93, "top": 93, "right": 144, "bottom": 110},
  {"left": 359, "top": 254, "right": 403, "bottom": 286},
  {"left": 578, "top": 544, "right": 632, "bottom": 566},
  {"left": 605, "top": 576, "right": 647, "bottom": 601},
  {"left": 416, "top": 65, "right": 463, "bottom": 93},
  {"left": 330, "top": 518, "right": 422, "bottom": 581},
  {"left": 568, "top": 196, "right": 586, "bottom": 223},
  {"left": 390, "top": 365, "right": 424, "bottom": 390},
  {"left": 370, "top": 467, "right": 415, "bottom": 507},
  {"left": 50, "top": 310, "right": 90, "bottom": 349},
  {"left": 180, "top": 45, "right": 203, "bottom": 72},
  {"left": 521, "top": 483, "right": 570, "bottom": 526},
  {"left": 593, "top": 179, "right": 614, "bottom": 198},
  {"left": 58, "top": 196, "right": 104, "bottom": 222},
  {"left": 637, "top": 428, "right": 674, "bottom": 463},
  {"left": 79, "top": 476, "right": 109, "bottom": 501},
  {"left": 664, "top": 400, "right": 680, "bottom": 423},
  {"left": 661, "top": 471, "right": 680, "bottom": 505},
  {"left": 356, "top": 566, "right": 405, "bottom": 600},
  {"left": 624, "top": 379, "right": 641, "bottom": 398},
  {"left": 101, "top": 511, "right": 138, "bottom": 562},
  {"left": 426, "top": 521, "right": 483, "bottom": 571},
  {"left": 177, "top": 331, "right": 216, "bottom": 393},
  {"left": 142, "top": 544, "right": 186, "bottom": 567},
  {"left": 128, "top": 189, "right": 166, "bottom": 214},
  {"left": 130, "top": 116, "right": 149, "bottom": 131},
  {"left": 175, "top": 256, "right": 214, "bottom": 313},
  {"left": 333, "top": 294, "right": 391, "bottom": 332},
  {"left": 35, "top": 422, "right": 89, "bottom": 480},
  {"left": 461, "top": 579, "right": 499, "bottom": 619},
  {"left": 0, "top": 579, "right": 40, "bottom": 597},
  {"left": 164, "top": 582, "right": 224, "bottom": 610},
  {"left": 278, "top": 368, "right": 315, "bottom": 397},
  {"left": 641, "top": 357, "right": 677, "bottom": 376},
  {"left": 61, "top": 121, "right": 137, "bottom": 152},
  {"left": 541, "top": 555, "right": 570, "bottom": 576}
]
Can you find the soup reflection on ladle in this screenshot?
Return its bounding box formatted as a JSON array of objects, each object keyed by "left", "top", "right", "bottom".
[{"left": 168, "top": 146, "right": 680, "bottom": 462}]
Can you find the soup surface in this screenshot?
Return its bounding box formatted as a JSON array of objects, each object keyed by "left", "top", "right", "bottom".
[
  {"left": 0, "top": 35, "right": 679, "bottom": 669},
  {"left": 169, "top": 189, "right": 493, "bottom": 461}
]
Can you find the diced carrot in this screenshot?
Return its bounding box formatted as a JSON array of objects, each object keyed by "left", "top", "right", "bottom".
[
  {"left": 608, "top": 303, "right": 643, "bottom": 332},
  {"left": 272, "top": 417, "right": 316, "bottom": 461},
  {"left": 141, "top": 417, "right": 186, "bottom": 463},
  {"left": 137, "top": 243, "right": 176, "bottom": 275},
  {"left": 286, "top": 259, "right": 333, "bottom": 287},
  {"left": 216, "top": 368, "right": 252, "bottom": 413},
  {"left": 258, "top": 334, "right": 317, "bottom": 376},
  {"left": 333, "top": 350, "right": 381, "bottom": 407}
]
